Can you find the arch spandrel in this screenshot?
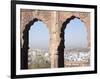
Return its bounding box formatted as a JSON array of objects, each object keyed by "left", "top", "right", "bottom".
[
  {"left": 58, "top": 12, "right": 90, "bottom": 48},
  {"left": 21, "top": 10, "right": 52, "bottom": 33},
  {"left": 20, "top": 9, "right": 34, "bottom": 33},
  {"left": 20, "top": 10, "right": 52, "bottom": 47},
  {"left": 20, "top": 9, "right": 34, "bottom": 48},
  {"left": 32, "top": 10, "right": 52, "bottom": 31},
  {"left": 59, "top": 12, "right": 89, "bottom": 22}
]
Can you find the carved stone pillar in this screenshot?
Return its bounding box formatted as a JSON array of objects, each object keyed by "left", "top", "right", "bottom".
[
  {"left": 50, "top": 11, "right": 58, "bottom": 68},
  {"left": 50, "top": 11, "right": 64, "bottom": 68},
  {"left": 20, "top": 9, "right": 33, "bottom": 69}
]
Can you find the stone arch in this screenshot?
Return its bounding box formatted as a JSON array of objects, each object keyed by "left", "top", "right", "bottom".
[
  {"left": 21, "top": 18, "right": 49, "bottom": 69},
  {"left": 57, "top": 15, "right": 89, "bottom": 67},
  {"left": 58, "top": 12, "right": 90, "bottom": 48},
  {"left": 20, "top": 10, "right": 52, "bottom": 48},
  {"left": 20, "top": 10, "right": 90, "bottom": 68}
]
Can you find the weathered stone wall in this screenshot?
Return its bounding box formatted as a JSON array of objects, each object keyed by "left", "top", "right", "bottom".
[{"left": 20, "top": 9, "right": 90, "bottom": 68}]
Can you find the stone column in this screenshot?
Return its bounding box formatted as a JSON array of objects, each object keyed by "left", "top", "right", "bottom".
[
  {"left": 20, "top": 9, "right": 33, "bottom": 69},
  {"left": 50, "top": 11, "right": 59, "bottom": 68}
]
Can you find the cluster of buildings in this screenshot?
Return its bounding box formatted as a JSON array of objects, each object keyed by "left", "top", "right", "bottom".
[{"left": 28, "top": 48, "right": 90, "bottom": 68}]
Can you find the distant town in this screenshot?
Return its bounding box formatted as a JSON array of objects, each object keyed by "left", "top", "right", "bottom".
[{"left": 28, "top": 48, "right": 90, "bottom": 69}]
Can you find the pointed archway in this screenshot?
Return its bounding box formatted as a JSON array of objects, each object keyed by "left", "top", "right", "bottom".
[
  {"left": 57, "top": 15, "right": 88, "bottom": 67},
  {"left": 28, "top": 21, "right": 50, "bottom": 69},
  {"left": 64, "top": 17, "right": 88, "bottom": 67},
  {"left": 21, "top": 18, "right": 44, "bottom": 69}
]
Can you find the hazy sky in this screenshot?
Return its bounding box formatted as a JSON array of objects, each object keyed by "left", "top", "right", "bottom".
[
  {"left": 65, "top": 18, "right": 88, "bottom": 49},
  {"left": 29, "top": 21, "right": 49, "bottom": 50},
  {"left": 29, "top": 18, "right": 88, "bottom": 50}
]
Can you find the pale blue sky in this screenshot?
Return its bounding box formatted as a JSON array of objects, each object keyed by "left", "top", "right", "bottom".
[
  {"left": 65, "top": 18, "right": 88, "bottom": 49},
  {"left": 29, "top": 21, "right": 49, "bottom": 50},
  {"left": 29, "top": 18, "right": 88, "bottom": 50}
]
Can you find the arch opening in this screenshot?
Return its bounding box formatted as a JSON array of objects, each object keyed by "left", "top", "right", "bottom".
[
  {"left": 21, "top": 18, "right": 50, "bottom": 69},
  {"left": 64, "top": 17, "right": 90, "bottom": 67},
  {"left": 57, "top": 16, "right": 90, "bottom": 67},
  {"left": 28, "top": 21, "right": 50, "bottom": 69}
]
